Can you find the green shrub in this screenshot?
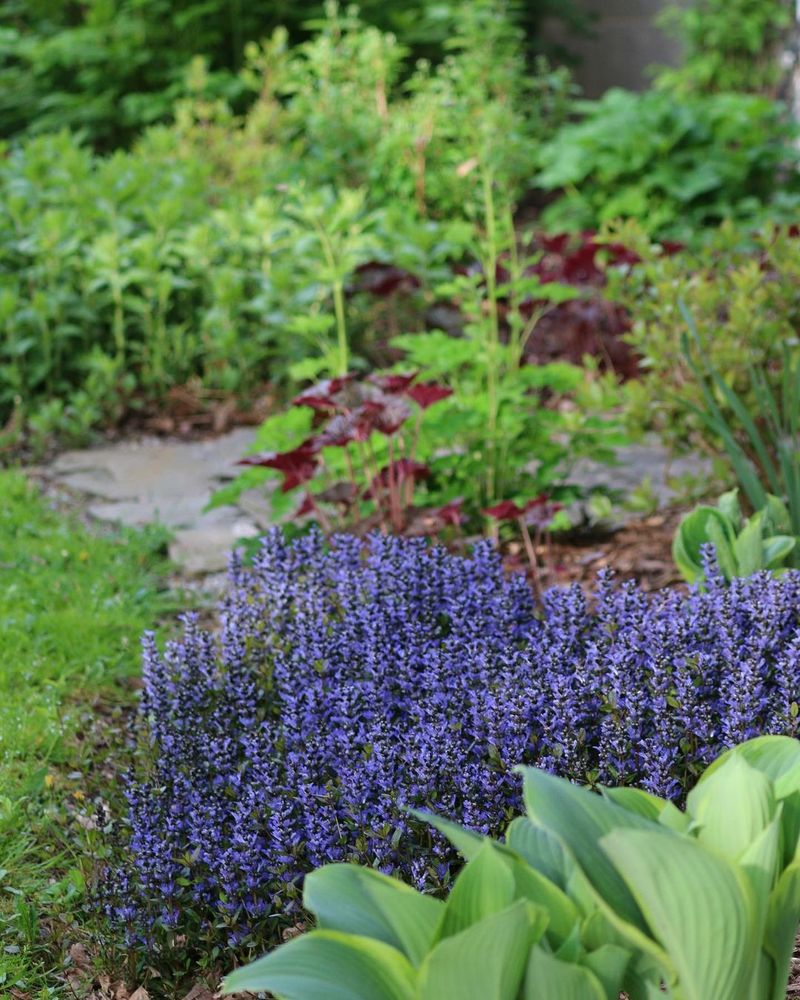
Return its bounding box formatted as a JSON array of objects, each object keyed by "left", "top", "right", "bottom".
[
  {"left": 223, "top": 736, "right": 800, "bottom": 1000},
  {"left": 608, "top": 223, "right": 800, "bottom": 465},
  {"left": 0, "top": 0, "right": 580, "bottom": 148},
  {"left": 535, "top": 89, "right": 799, "bottom": 239},
  {"left": 0, "top": 2, "right": 574, "bottom": 447},
  {"left": 655, "top": 0, "right": 792, "bottom": 95}
]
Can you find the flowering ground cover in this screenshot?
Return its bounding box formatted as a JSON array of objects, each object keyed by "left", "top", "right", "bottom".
[
  {"left": 0, "top": 472, "right": 175, "bottom": 994},
  {"left": 108, "top": 529, "right": 800, "bottom": 986}
]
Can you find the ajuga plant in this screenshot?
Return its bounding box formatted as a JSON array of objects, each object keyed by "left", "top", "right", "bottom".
[
  {"left": 674, "top": 489, "right": 798, "bottom": 584},
  {"left": 224, "top": 735, "right": 800, "bottom": 1000},
  {"left": 105, "top": 530, "right": 800, "bottom": 980}
]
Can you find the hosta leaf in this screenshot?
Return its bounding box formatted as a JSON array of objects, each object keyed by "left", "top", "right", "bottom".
[
  {"left": 303, "top": 864, "right": 443, "bottom": 966},
  {"left": 732, "top": 516, "right": 766, "bottom": 577},
  {"left": 524, "top": 946, "right": 606, "bottom": 1000},
  {"left": 673, "top": 506, "right": 735, "bottom": 581},
  {"left": 507, "top": 856, "right": 580, "bottom": 945},
  {"left": 222, "top": 929, "right": 416, "bottom": 1000},
  {"left": 601, "top": 786, "right": 668, "bottom": 821},
  {"left": 506, "top": 816, "right": 571, "bottom": 889},
  {"left": 601, "top": 828, "right": 758, "bottom": 1000},
  {"left": 687, "top": 754, "right": 775, "bottom": 860},
  {"left": 418, "top": 900, "right": 546, "bottom": 1000},
  {"left": 764, "top": 861, "right": 800, "bottom": 1000},
  {"left": 433, "top": 841, "right": 515, "bottom": 941},
  {"left": 583, "top": 944, "right": 631, "bottom": 997},
  {"left": 701, "top": 736, "right": 800, "bottom": 793},
  {"left": 520, "top": 765, "right": 656, "bottom": 931},
  {"left": 763, "top": 535, "right": 796, "bottom": 569},
  {"left": 410, "top": 808, "right": 484, "bottom": 861}
]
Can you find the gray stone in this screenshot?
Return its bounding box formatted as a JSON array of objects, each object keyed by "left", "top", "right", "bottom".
[{"left": 46, "top": 428, "right": 263, "bottom": 575}]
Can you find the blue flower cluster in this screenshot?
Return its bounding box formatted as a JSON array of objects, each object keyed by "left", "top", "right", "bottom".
[{"left": 108, "top": 530, "right": 800, "bottom": 949}]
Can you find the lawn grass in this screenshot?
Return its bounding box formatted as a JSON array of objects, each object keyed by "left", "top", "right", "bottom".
[{"left": 0, "top": 471, "right": 175, "bottom": 997}]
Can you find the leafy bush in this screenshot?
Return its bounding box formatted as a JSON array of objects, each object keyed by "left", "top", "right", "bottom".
[
  {"left": 535, "top": 89, "right": 799, "bottom": 239},
  {"left": 608, "top": 223, "right": 800, "bottom": 462},
  {"left": 674, "top": 490, "right": 798, "bottom": 584},
  {"left": 655, "top": 0, "right": 791, "bottom": 95},
  {"left": 0, "top": 3, "right": 574, "bottom": 445},
  {"left": 0, "top": 0, "right": 580, "bottom": 148},
  {"left": 226, "top": 735, "right": 800, "bottom": 1000},
  {"left": 682, "top": 307, "right": 800, "bottom": 536},
  {"left": 106, "top": 530, "right": 800, "bottom": 975}
]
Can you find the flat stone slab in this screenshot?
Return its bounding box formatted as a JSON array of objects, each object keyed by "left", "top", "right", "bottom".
[{"left": 48, "top": 429, "right": 263, "bottom": 575}]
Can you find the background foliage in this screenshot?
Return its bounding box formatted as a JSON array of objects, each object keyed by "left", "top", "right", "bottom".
[{"left": 0, "top": 0, "right": 583, "bottom": 148}]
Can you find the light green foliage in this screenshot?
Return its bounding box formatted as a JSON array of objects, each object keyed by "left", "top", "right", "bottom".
[
  {"left": 0, "top": 2, "right": 571, "bottom": 447},
  {"left": 0, "top": 472, "right": 173, "bottom": 992},
  {"left": 655, "top": 0, "right": 791, "bottom": 95},
  {"left": 679, "top": 305, "right": 800, "bottom": 538},
  {"left": 224, "top": 736, "right": 800, "bottom": 1000},
  {"left": 535, "top": 89, "right": 798, "bottom": 239},
  {"left": 609, "top": 222, "right": 800, "bottom": 465},
  {"left": 674, "top": 489, "right": 798, "bottom": 583},
  {"left": 391, "top": 184, "right": 626, "bottom": 512},
  {"left": 0, "top": 0, "right": 579, "bottom": 147}
]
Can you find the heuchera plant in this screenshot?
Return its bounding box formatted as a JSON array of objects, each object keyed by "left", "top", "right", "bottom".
[
  {"left": 106, "top": 531, "right": 800, "bottom": 961},
  {"left": 236, "top": 372, "right": 458, "bottom": 534}
]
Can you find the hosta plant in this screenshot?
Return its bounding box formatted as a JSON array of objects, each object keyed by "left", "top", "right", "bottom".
[
  {"left": 224, "top": 736, "right": 800, "bottom": 1000},
  {"left": 674, "top": 489, "right": 798, "bottom": 584}
]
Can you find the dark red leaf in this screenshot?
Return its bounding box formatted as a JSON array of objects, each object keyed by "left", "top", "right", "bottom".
[
  {"left": 482, "top": 500, "right": 525, "bottom": 521},
  {"left": 362, "top": 397, "right": 411, "bottom": 435},
  {"left": 293, "top": 375, "right": 356, "bottom": 411},
  {"left": 406, "top": 382, "right": 453, "bottom": 410},
  {"left": 238, "top": 439, "right": 319, "bottom": 492},
  {"left": 352, "top": 261, "right": 421, "bottom": 297},
  {"left": 295, "top": 492, "right": 317, "bottom": 517},
  {"left": 523, "top": 495, "right": 564, "bottom": 528},
  {"left": 367, "top": 372, "right": 418, "bottom": 394},
  {"left": 434, "top": 497, "right": 465, "bottom": 527}
]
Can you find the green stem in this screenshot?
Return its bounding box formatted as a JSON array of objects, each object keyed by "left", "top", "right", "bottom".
[{"left": 481, "top": 166, "right": 501, "bottom": 504}]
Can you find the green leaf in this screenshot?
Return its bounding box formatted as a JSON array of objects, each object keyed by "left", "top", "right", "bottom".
[
  {"left": 524, "top": 946, "right": 606, "bottom": 1000},
  {"left": 520, "top": 766, "right": 656, "bottom": 932},
  {"left": 601, "top": 786, "right": 668, "bottom": 822},
  {"left": 410, "top": 809, "right": 484, "bottom": 861},
  {"left": 583, "top": 944, "right": 631, "bottom": 997},
  {"left": 433, "top": 842, "right": 515, "bottom": 942},
  {"left": 506, "top": 855, "right": 581, "bottom": 946},
  {"left": 303, "top": 864, "right": 443, "bottom": 966},
  {"left": 764, "top": 861, "right": 800, "bottom": 1000},
  {"left": 601, "top": 828, "right": 758, "bottom": 1000},
  {"left": 672, "top": 506, "right": 734, "bottom": 581},
  {"left": 700, "top": 736, "right": 800, "bottom": 793},
  {"left": 717, "top": 489, "right": 743, "bottom": 528},
  {"left": 505, "top": 817, "right": 572, "bottom": 889},
  {"left": 222, "top": 929, "right": 416, "bottom": 1000},
  {"left": 687, "top": 754, "right": 776, "bottom": 860},
  {"left": 733, "top": 516, "right": 766, "bottom": 577},
  {"left": 762, "top": 535, "right": 796, "bottom": 570},
  {"left": 418, "top": 900, "right": 546, "bottom": 1000}
]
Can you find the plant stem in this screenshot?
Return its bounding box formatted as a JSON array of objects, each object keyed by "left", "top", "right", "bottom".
[
  {"left": 481, "top": 166, "right": 501, "bottom": 504},
  {"left": 518, "top": 517, "right": 543, "bottom": 603}
]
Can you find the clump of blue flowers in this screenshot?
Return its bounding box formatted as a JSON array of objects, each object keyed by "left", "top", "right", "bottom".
[{"left": 108, "top": 530, "right": 800, "bottom": 952}]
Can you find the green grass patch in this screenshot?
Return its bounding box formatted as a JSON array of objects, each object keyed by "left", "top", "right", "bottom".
[{"left": 0, "top": 471, "right": 175, "bottom": 996}]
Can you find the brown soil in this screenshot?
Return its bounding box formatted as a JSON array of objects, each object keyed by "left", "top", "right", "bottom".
[{"left": 504, "top": 508, "right": 687, "bottom": 594}]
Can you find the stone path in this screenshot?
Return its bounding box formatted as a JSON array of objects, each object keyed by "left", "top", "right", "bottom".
[
  {"left": 45, "top": 429, "right": 269, "bottom": 576},
  {"left": 41, "top": 429, "right": 712, "bottom": 578}
]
